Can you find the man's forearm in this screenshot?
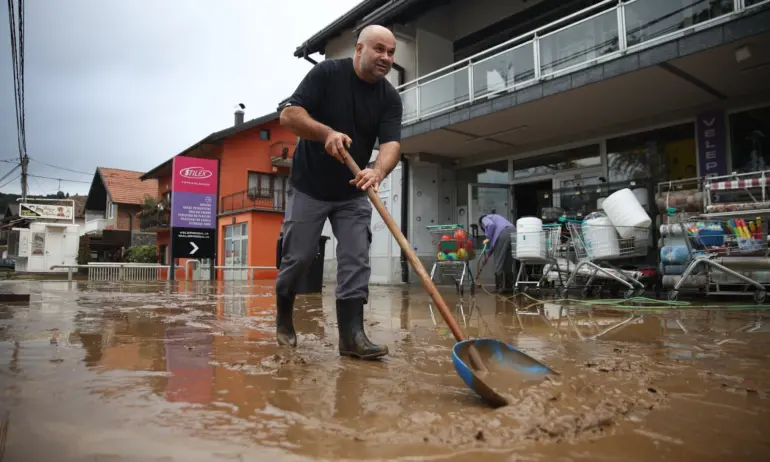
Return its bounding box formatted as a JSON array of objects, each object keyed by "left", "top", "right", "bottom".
[
  {"left": 280, "top": 106, "right": 333, "bottom": 143},
  {"left": 373, "top": 141, "right": 401, "bottom": 179}
]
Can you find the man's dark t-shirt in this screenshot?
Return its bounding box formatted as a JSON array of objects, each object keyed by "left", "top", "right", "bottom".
[{"left": 285, "top": 57, "right": 403, "bottom": 202}]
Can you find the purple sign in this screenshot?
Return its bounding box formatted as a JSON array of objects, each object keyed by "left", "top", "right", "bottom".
[
  {"left": 171, "top": 192, "right": 216, "bottom": 229},
  {"left": 696, "top": 109, "right": 727, "bottom": 177}
]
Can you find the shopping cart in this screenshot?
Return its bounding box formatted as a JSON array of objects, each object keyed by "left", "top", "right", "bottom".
[
  {"left": 560, "top": 217, "right": 650, "bottom": 299},
  {"left": 666, "top": 217, "right": 770, "bottom": 303},
  {"left": 511, "top": 224, "right": 564, "bottom": 296},
  {"left": 426, "top": 224, "right": 476, "bottom": 296}
]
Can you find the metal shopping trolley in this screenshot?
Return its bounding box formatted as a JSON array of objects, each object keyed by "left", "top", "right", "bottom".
[
  {"left": 666, "top": 217, "right": 770, "bottom": 303},
  {"left": 426, "top": 224, "right": 476, "bottom": 296},
  {"left": 511, "top": 223, "right": 565, "bottom": 296},
  {"left": 559, "top": 215, "right": 650, "bottom": 299}
]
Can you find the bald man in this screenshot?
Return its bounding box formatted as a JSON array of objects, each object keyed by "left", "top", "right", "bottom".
[{"left": 276, "top": 25, "right": 403, "bottom": 360}]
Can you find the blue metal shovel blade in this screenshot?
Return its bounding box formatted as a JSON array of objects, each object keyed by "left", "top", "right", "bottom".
[{"left": 452, "top": 338, "right": 557, "bottom": 408}]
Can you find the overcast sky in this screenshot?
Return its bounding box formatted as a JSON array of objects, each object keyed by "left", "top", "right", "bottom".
[{"left": 0, "top": 0, "right": 360, "bottom": 196}]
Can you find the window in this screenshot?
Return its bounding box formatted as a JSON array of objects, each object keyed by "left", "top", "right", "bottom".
[
  {"left": 108, "top": 201, "right": 115, "bottom": 219},
  {"left": 456, "top": 160, "right": 510, "bottom": 206},
  {"left": 223, "top": 223, "right": 248, "bottom": 280},
  {"left": 729, "top": 105, "right": 770, "bottom": 174},
  {"left": 260, "top": 129, "right": 271, "bottom": 141},
  {"left": 247, "top": 172, "right": 288, "bottom": 209},
  {"left": 607, "top": 123, "right": 695, "bottom": 183},
  {"left": 513, "top": 144, "right": 601, "bottom": 178},
  {"left": 248, "top": 172, "right": 274, "bottom": 198}
]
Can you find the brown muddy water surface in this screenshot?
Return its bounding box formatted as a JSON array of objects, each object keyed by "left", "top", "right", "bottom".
[{"left": 1, "top": 281, "right": 770, "bottom": 461}]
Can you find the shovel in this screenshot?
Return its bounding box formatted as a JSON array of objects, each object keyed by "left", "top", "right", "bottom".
[{"left": 343, "top": 154, "right": 556, "bottom": 407}]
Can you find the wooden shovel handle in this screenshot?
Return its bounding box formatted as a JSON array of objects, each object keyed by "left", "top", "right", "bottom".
[{"left": 342, "top": 154, "right": 467, "bottom": 343}]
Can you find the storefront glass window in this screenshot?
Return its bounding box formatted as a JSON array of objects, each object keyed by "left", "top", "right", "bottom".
[
  {"left": 729, "top": 105, "right": 770, "bottom": 174},
  {"left": 456, "top": 160, "right": 509, "bottom": 206},
  {"left": 513, "top": 144, "right": 601, "bottom": 178},
  {"left": 456, "top": 160, "right": 509, "bottom": 184},
  {"left": 607, "top": 123, "right": 695, "bottom": 183},
  {"left": 223, "top": 222, "right": 248, "bottom": 280}
]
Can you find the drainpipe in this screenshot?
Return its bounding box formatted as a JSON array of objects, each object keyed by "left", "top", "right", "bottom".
[
  {"left": 128, "top": 212, "right": 133, "bottom": 248},
  {"left": 400, "top": 154, "right": 409, "bottom": 284}
]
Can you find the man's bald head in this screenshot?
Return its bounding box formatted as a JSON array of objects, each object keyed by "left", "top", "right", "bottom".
[
  {"left": 353, "top": 25, "right": 396, "bottom": 83},
  {"left": 357, "top": 25, "right": 395, "bottom": 45}
]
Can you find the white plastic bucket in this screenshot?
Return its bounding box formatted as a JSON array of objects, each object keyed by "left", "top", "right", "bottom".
[
  {"left": 516, "top": 217, "right": 543, "bottom": 258},
  {"left": 601, "top": 188, "right": 652, "bottom": 239}
]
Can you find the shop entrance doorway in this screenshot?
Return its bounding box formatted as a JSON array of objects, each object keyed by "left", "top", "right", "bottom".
[{"left": 512, "top": 180, "right": 552, "bottom": 222}]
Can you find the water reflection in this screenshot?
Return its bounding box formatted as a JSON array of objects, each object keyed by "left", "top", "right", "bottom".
[{"left": 2, "top": 281, "right": 770, "bottom": 461}]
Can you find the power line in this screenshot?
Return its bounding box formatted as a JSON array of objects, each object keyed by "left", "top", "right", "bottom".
[
  {"left": 31, "top": 176, "right": 49, "bottom": 195},
  {"left": 0, "top": 164, "right": 21, "bottom": 184},
  {"left": 29, "top": 157, "right": 92, "bottom": 176},
  {"left": 28, "top": 174, "right": 90, "bottom": 184},
  {"left": 6, "top": 0, "right": 28, "bottom": 200},
  {"left": 0, "top": 174, "right": 20, "bottom": 189}
]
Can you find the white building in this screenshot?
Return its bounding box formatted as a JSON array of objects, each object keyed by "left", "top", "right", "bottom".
[
  {"left": 291, "top": 0, "right": 770, "bottom": 287},
  {"left": 5, "top": 200, "right": 81, "bottom": 272}
]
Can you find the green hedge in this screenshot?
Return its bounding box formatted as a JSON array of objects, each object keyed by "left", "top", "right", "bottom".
[{"left": 125, "top": 244, "right": 157, "bottom": 263}]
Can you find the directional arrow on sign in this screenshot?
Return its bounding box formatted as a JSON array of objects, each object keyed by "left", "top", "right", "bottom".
[{"left": 190, "top": 242, "right": 199, "bottom": 255}]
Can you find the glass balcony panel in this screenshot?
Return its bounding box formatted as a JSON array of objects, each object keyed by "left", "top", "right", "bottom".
[
  {"left": 400, "top": 87, "right": 418, "bottom": 122},
  {"left": 418, "top": 66, "right": 470, "bottom": 119},
  {"left": 625, "top": 0, "right": 734, "bottom": 48},
  {"left": 539, "top": 8, "right": 620, "bottom": 76},
  {"left": 472, "top": 41, "right": 535, "bottom": 99}
]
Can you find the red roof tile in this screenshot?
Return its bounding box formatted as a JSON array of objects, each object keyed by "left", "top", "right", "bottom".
[
  {"left": 99, "top": 167, "right": 158, "bottom": 205},
  {"left": 70, "top": 194, "right": 87, "bottom": 218}
]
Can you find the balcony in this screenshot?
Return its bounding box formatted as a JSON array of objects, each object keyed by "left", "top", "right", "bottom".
[
  {"left": 140, "top": 210, "right": 170, "bottom": 231},
  {"left": 397, "top": 0, "right": 769, "bottom": 124},
  {"left": 269, "top": 140, "right": 296, "bottom": 169},
  {"left": 220, "top": 187, "right": 286, "bottom": 215},
  {"left": 84, "top": 218, "right": 107, "bottom": 234}
]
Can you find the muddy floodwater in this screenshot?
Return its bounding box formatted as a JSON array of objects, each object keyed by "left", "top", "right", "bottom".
[{"left": 1, "top": 280, "right": 770, "bottom": 461}]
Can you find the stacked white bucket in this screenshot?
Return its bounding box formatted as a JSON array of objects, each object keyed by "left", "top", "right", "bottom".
[
  {"left": 516, "top": 217, "right": 544, "bottom": 259},
  {"left": 585, "top": 187, "right": 652, "bottom": 259},
  {"left": 583, "top": 213, "right": 620, "bottom": 259}
]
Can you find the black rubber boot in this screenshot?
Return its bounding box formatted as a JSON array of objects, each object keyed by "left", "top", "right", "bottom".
[
  {"left": 501, "top": 271, "right": 515, "bottom": 294},
  {"left": 276, "top": 294, "right": 297, "bottom": 347},
  {"left": 336, "top": 299, "right": 388, "bottom": 360}
]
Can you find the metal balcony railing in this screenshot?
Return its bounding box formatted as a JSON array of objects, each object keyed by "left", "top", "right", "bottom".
[
  {"left": 397, "top": 0, "right": 765, "bottom": 124},
  {"left": 220, "top": 187, "right": 286, "bottom": 214},
  {"left": 140, "top": 210, "right": 170, "bottom": 230},
  {"left": 270, "top": 140, "right": 296, "bottom": 160}
]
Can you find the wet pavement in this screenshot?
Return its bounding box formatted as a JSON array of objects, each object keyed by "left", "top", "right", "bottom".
[{"left": 1, "top": 280, "right": 770, "bottom": 461}]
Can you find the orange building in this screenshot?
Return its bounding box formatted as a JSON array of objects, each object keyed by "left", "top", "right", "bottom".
[{"left": 140, "top": 108, "right": 296, "bottom": 280}]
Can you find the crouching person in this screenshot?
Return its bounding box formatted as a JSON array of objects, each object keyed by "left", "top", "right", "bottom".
[{"left": 479, "top": 214, "right": 517, "bottom": 293}]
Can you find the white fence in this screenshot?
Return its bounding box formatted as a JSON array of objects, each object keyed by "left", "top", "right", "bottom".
[
  {"left": 50, "top": 263, "right": 170, "bottom": 282},
  {"left": 88, "top": 263, "right": 168, "bottom": 281},
  {"left": 50, "top": 262, "right": 277, "bottom": 282}
]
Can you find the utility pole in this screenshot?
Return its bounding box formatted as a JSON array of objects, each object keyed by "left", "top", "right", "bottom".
[{"left": 20, "top": 154, "right": 29, "bottom": 202}]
